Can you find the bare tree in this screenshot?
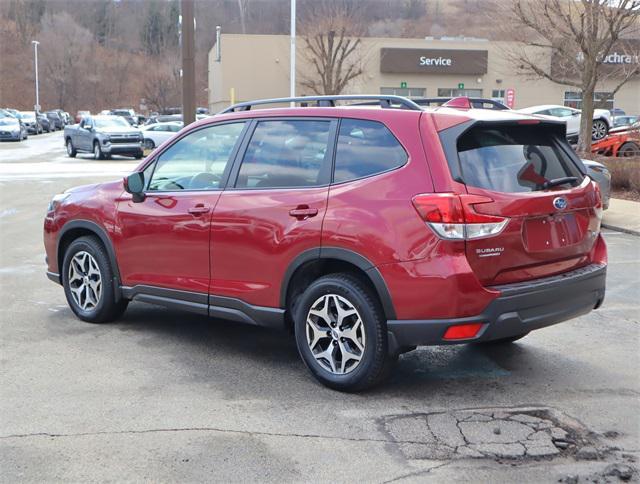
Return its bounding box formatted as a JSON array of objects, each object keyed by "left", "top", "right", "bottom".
[
  {"left": 39, "top": 12, "right": 93, "bottom": 110},
  {"left": 144, "top": 67, "right": 181, "bottom": 114},
  {"left": 505, "top": 0, "right": 640, "bottom": 153},
  {"left": 299, "top": 1, "right": 366, "bottom": 95}
]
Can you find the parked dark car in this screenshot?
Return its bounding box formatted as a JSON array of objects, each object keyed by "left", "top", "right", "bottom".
[
  {"left": 413, "top": 97, "right": 510, "bottom": 110},
  {"left": 45, "top": 95, "right": 607, "bottom": 391},
  {"left": 46, "top": 111, "right": 64, "bottom": 130},
  {"left": 111, "top": 109, "right": 138, "bottom": 126},
  {"left": 37, "top": 113, "right": 52, "bottom": 133}
]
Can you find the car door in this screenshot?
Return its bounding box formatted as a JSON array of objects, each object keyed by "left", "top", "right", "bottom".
[
  {"left": 77, "top": 118, "right": 90, "bottom": 150},
  {"left": 115, "top": 121, "right": 248, "bottom": 296},
  {"left": 210, "top": 118, "right": 336, "bottom": 309}
]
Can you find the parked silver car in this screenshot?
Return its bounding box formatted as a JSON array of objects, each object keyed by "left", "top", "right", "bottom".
[
  {"left": 582, "top": 159, "right": 611, "bottom": 210},
  {"left": 0, "top": 115, "right": 28, "bottom": 141}
]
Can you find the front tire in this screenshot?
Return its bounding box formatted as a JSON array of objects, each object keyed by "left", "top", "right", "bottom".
[
  {"left": 293, "top": 274, "right": 393, "bottom": 392},
  {"left": 62, "top": 236, "right": 128, "bottom": 323},
  {"left": 144, "top": 138, "right": 155, "bottom": 150},
  {"left": 66, "top": 138, "right": 77, "bottom": 158},
  {"left": 93, "top": 141, "right": 104, "bottom": 160},
  {"left": 592, "top": 119, "right": 608, "bottom": 140}
]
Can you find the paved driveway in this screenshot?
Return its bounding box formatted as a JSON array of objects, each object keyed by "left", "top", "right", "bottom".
[{"left": 1, "top": 137, "right": 638, "bottom": 482}]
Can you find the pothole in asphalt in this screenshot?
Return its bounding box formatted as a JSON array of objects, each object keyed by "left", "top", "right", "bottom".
[{"left": 382, "top": 406, "right": 603, "bottom": 461}]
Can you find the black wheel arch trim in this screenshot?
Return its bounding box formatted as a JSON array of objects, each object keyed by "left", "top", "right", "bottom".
[
  {"left": 57, "top": 219, "right": 122, "bottom": 299},
  {"left": 280, "top": 246, "right": 397, "bottom": 320}
]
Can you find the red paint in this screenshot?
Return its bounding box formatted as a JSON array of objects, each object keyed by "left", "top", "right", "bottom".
[{"left": 44, "top": 103, "right": 606, "bottom": 325}]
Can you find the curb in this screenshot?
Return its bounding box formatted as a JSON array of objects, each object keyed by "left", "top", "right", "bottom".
[{"left": 602, "top": 223, "right": 640, "bottom": 236}]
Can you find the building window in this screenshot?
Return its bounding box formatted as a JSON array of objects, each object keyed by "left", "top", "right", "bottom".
[
  {"left": 491, "top": 89, "right": 505, "bottom": 103},
  {"left": 438, "top": 88, "right": 483, "bottom": 98},
  {"left": 564, "top": 91, "right": 614, "bottom": 110},
  {"left": 380, "top": 87, "right": 425, "bottom": 98}
]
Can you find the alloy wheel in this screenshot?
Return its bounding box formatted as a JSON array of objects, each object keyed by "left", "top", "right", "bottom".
[
  {"left": 68, "top": 251, "right": 102, "bottom": 311},
  {"left": 592, "top": 120, "right": 607, "bottom": 140},
  {"left": 66, "top": 140, "right": 73, "bottom": 155},
  {"left": 305, "top": 294, "right": 366, "bottom": 375}
]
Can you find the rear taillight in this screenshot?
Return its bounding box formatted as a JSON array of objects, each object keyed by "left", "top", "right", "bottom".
[
  {"left": 412, "top": 193, "right": 508, "bottom": 240},
  {"left": 593, "top": 181, "right": 603, "bottom": 230}
]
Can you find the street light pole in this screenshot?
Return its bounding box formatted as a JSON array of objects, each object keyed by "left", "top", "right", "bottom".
[
  {"left": 181, "top": 0, "right": 196, "bottom": 126},
  {"left": 32, "top": 40, "right": 40, "bottom": 112},
  {"left": 290, "top": 0, "right": 296, "bottom": 107}
]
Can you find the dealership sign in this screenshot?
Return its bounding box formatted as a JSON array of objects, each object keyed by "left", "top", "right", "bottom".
[
  {"left": 380, "top": 48, "right": 488, "bottom": 75},
  {"left": 505, "top": 88, "right": 515, "bottom": 109}
]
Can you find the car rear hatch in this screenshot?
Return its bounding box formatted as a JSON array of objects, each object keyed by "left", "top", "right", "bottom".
[{"left": 437, "top": 120, "right": 602, "bottom": 286}]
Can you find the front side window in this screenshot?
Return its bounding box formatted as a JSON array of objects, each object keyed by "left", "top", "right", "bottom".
[
  {"left": 333, "top": 119, "right": 407, "bottom": 183},
  {"left": 235, "top": 120, "right": 332, "bottom": 189},
  {"left": 457, "top": 124, "right": 583, "bottom": 193},
  {"left": 148, "top": 122, "right": 245, "bottom": 191}
]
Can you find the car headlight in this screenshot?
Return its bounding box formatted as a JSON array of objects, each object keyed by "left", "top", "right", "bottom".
[{"left": 47, "top": 193, "right": 70, "bottom": 212}]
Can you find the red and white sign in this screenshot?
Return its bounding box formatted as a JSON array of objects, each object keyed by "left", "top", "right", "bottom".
[{"left": 506, "top": 88, "right": 515, "bottom": 109}]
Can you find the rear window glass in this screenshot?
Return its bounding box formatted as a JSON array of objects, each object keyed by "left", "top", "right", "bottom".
[
  {"left": 334, "top": 119, "right": 407, "bottom": 183},
  {"left": 457, "top": 125, "right": 583, "bottom": 193}
]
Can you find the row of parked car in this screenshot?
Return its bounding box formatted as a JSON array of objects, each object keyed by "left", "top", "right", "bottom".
[{"left": 0, "top": 108, "right": 70, "bottom": 141}]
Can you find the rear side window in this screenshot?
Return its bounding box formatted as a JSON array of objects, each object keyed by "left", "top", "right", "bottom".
[
  {"left": 457, "top": 125, "right": 583, "bottom": 193},
  {"left": 235, "top": 120, "right": 332, "bottom": 189},
  {"left": 334, "top": 119, "right": 407, "bottom": 183}
]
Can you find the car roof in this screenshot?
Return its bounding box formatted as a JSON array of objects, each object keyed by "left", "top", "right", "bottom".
[{"left": 194, "top": 104, "right": 562, "bottom": 133}]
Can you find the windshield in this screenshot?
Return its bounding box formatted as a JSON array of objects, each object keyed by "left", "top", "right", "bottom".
[
  {"left": 94, "top": 117, "right": 131, "bottom": 129},
  {"left": 0, "top": 118, "right": 18, "bottom": 126},
  {"left": 457, "top": 124, "right": 584, "bottom": 193}
]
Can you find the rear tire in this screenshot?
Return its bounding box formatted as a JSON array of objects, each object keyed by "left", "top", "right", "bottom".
[
  {"left": 62, "top": 236, "right": 128, "bottom": 323},
  {"left": 618, "top": 142, "right": 640, "bottom": 157},
  {"left": 472, "top": 332, "right": 529, "bottom": 345},
  {"left": 293, "top": 273, "right": 394, "bottom": 392},
  {"left": 592, "top": 119, "right": 608, "bottom": 140}
]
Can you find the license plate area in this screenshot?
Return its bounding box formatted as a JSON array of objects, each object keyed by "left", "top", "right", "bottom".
[{"left": 523, "top": 212, "right": 585, "bottom": 251}]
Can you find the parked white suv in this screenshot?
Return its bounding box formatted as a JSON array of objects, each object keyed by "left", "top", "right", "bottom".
[{"left": 517, "top": 105, "right": 612, "bottom": 141}]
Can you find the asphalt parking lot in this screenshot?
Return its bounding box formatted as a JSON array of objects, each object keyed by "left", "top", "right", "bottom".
[{"left": 1, "top": 133, "right": 639, "bottom": 483}]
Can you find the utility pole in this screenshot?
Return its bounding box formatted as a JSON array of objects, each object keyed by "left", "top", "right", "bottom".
[
  {"left": 32, "top": 40, "right": 40, "bottom": 112},
  {"left": 290, "top": 0, "right": 296, "bottom": 106},
  {"left": 181, "top": 0, "right": 196, "bottom": 125}
]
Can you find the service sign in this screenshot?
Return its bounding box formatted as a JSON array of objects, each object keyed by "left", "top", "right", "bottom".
[{"left": 380, "top": 48, "right": 488, "bottom": 75}]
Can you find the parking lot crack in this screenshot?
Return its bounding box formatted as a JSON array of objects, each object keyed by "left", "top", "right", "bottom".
[{"left": 0, "top": 427, "right": 427, "bottom": 446}]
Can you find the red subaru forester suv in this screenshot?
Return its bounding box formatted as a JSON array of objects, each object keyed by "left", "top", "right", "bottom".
[{"left": 44, "top": 95, "right": 607, "bottom": 391}]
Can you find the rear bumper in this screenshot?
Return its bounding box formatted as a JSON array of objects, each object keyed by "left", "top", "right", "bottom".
[{"left": 387, "top": 263, "right": 606, "bottom": 351}]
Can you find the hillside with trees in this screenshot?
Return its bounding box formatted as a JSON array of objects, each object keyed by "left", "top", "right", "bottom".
[{"left": 0, "top": 0, "right": 582, "bottom": 114}]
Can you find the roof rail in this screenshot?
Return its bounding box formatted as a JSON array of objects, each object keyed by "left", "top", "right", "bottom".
[{"left": 218, "top": 95, "right": 423, "bottom": 114}]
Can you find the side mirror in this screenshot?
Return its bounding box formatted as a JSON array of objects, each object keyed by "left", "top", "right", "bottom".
[
  {"left": 124, "top": 172, "right": 145, "bottom": 203},
  {"left": 572, "top": 111, "right": 580, "bottom": 116}
]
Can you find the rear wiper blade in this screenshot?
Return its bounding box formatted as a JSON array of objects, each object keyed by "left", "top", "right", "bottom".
[{"left": 542, "top": 177, "right": 578, "bottom": 189}]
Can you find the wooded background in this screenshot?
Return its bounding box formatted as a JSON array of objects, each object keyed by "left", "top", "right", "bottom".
[{"left": 0, "top": 0, "right": 508, "bottom": 114}]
